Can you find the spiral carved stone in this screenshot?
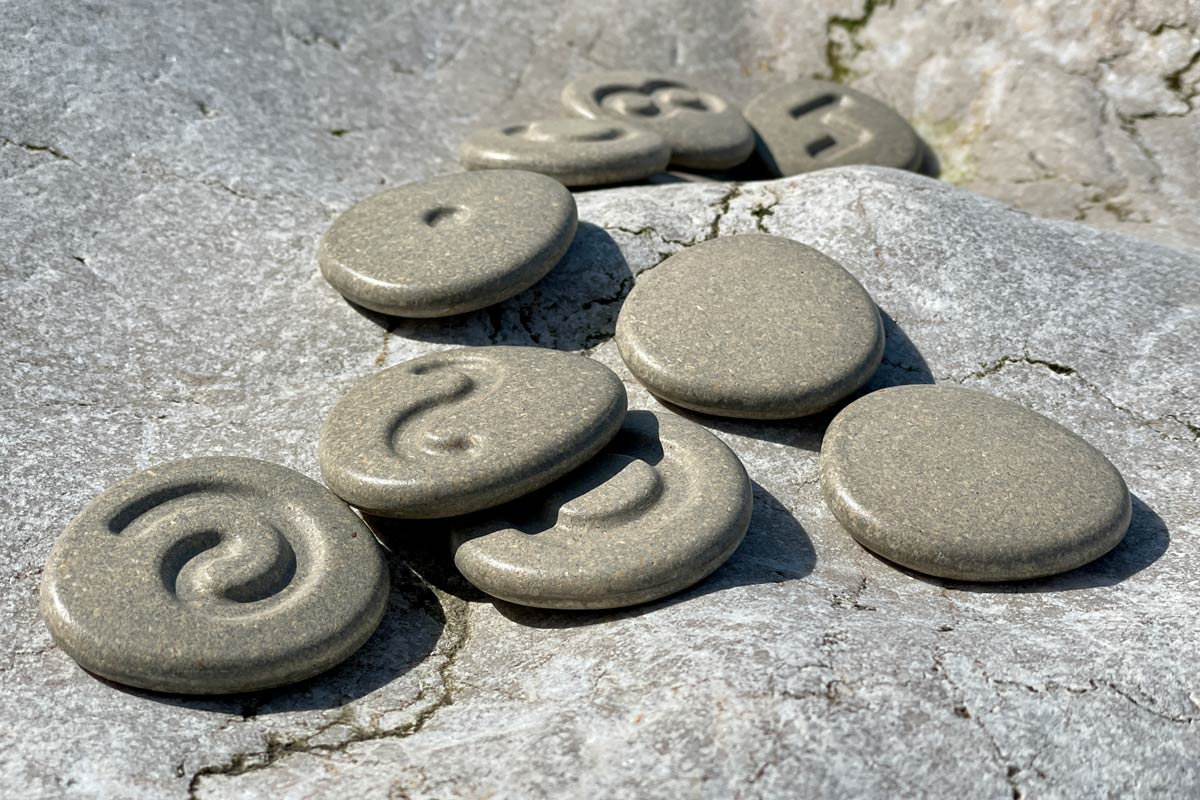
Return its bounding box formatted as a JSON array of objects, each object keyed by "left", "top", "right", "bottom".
[{"left": 40, "top": 457, "right": 390, "bottom": 694}]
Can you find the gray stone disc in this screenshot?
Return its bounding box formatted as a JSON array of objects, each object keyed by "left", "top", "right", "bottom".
[
  {"left": 319, "top": 346, "right": 628, "bottom": 519},
  {"left": 744, "top": 79, "right": 922, "bottom": 177},
  {"left": 819, "top": 385, "right": 1133, "bottom": 582},
  {"left": 318, "top": 170, "right": 577, "bottom": 318},
  {"left": 450, "top": 410, "right": 752, "bottom": 610},
  {"left": 561, "top": 71, "right": 754, "bottom": 170},
  {"left": 615, "top": 234, "right": 884, "bottom": 419},
  {"left": 39, "top": 457, "right": 390, "bottom": 694},
  {"left": 459, "top": 118, "right": 670, "bottom": 187}
]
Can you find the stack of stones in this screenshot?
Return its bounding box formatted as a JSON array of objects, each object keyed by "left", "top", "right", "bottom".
[{"left": 38, "top": 72, "right": 1131, "bottom": 696}]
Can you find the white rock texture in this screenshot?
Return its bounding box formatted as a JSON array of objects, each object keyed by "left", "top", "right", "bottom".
[{"left": 2, "top": 2, "right": 1198, "bottom": 798}]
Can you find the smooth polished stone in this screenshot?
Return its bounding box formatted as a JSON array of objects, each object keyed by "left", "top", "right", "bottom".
[
  {"left": 451, "top": 410, "right": 752, "bottom": 610},
  {"left": 460, "top": 118, "right": 670, "bottom": 187},
  {"left": 745, "top": 80, "right": 923, "bottom": 176},
  {"left": 561, "top": 71, "right": 754, "bottom": 170},
  {"left": 615, "top": 234, "right": 884, "bottom": 418},
  {"left": 819, "top": 385, "right": 1133, "bottom": 582},
  {"left": 39, "top": 457, "right": 389, "bottom": 694},
  {"left": 320, "top": 346, "right": 627, "bottom": 519},
  {"left": 318, "top": 170, "right": 577, "bottom": 318}
]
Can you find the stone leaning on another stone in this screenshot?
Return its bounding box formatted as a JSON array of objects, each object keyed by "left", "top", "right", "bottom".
[
  {"left": 459, "top": 118, "right": 671, "bottom": 187},
  {"left": 319, "top": 346, "right": 629, "bottom": 519},
  {"left": 561, "top": 71, "right": 755, "bottom": 170}
]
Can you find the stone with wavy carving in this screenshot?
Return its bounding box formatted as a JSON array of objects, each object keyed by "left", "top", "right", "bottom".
[
  {"left": 451, "top": 410, "right": 752, "bottom": 609},
  {"left": 39, "top": 457, "right": 389, "bottom": 694},
  {"left": 319, "top": 346, "right": 627, "bottom": 518}
]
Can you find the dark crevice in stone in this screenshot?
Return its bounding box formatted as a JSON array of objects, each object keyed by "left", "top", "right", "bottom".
[
  {"left": 2, "top": 138, "right": 72, "bottom": 161},
  {"left": 824, "top": 0, "right": 894, "bottom": 82}
]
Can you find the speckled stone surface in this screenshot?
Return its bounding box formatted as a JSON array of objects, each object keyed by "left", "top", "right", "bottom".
[
  {"left": 561, "top": 71, "right": 754, "bottom": 170},
  {"left": 745, "top": 79, "right": 923, "bottom": 177},
  {"left": 819, "top": 385, "right": 1133, "bottom": 582},
  {"left": 319, "top": 346, "right": 627, "bottom": 518},
  {"left": 318, "top": 170, "right": 577, "bottom": 317},
  {"left": 616, "top": 234, "right": 884, "bottom": 419},
  {"left": 4, "top": 20, "right": 1200, "bottom": 785},
  {"left": 451, "top": 410, "right": 752, "bottom": 609},
  {"left": 39, "top": 457, "right": 389, "bottom": 694},
  {"left": 460, "top": 118, "right": 670, "bottom": 187}
]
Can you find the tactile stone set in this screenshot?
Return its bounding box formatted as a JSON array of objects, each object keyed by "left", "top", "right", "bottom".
[{"left": 39, "top": 72, "right": 1131, "bottom": 695}]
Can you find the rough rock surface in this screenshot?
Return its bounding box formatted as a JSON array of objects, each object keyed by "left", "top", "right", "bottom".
[{"left": 2, "top": 2, "right": 1199, "bottom": 798}]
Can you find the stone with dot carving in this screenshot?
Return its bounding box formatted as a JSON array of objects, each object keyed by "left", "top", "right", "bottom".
[
  {"left": 460, "top": 118, "right": 670, "bottom": 187},
  {"left": 745, "top": 79, "right": 924, "bottom": 177},
  {"left": 318, "top": 170, "right": 577, "bottom": 317},
  {"left": 39, "top": 457, "right": 390, "bottom": 694},
  {"left": 450, "top": 410, "right": 752, "bottom": 609},
  {"left": 319, "top": 346, "right": 628, "bottom": 518},
  {"left": 561, "top": 71, "right": 754, "bottom": 170}
]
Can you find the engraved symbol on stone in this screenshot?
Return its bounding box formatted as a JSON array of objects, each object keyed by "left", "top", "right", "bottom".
[
  {"left": 597, "top": 80, "right": 725, "bottom": 119},
  {"left": 789, "top": 92, "right": 874, "bottom": 161}
]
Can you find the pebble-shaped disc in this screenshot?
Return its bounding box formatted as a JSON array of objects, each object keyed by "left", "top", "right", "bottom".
[
  {"left": 744, "top": 79, "right": 923, "bottom": 177},
  {"left": 459, "top": 118, "right": 670, "bottom": 187},
  {"left": 450, "top": 410, "right": 752, "bottom": 610},
  {"left": 319, "top": 346, "right": 628, "bottom": 519},
  {"left": 561, "top": 71, "right": 754, "bottom": 170},
  {"left": 819, "top": 385, "right": 1132, "bottom": 581},
  {"left": 318, "top": 170, "right": 577, "bottom": 318},
  {"left": 616, "top": 234, "right": 884, "bottom": 418},
  {"left": 40, "top": 457, "right": 390, "bottom": 694}
]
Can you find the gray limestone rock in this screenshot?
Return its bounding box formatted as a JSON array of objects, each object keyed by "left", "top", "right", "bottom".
[
  {"left": 745, "top": 79, "right": 923, "bottom": 176},
  {"left": 319, "top": 346, "right": 628, "bottom": 518},
  {"left": 318, "top": 171, "right": 577, "bottom": 317},
  {"left": 819, "top": 385, "right": 1132, "bottom": 581},
  {"left": 3, "top": 0, "right": 1200, "bottom": 791},
  {"left": 40, "top": 457, "right": 389, "bottom": 694},
  {"left": 561, "top": 71, "right": 755, "bottom": 170},
  {"left": 459, "top": 118, "right": 670, "bottom": 187},
  {"left": 451, "top": 410, "right": 753, "bottom": 609},
  {"left": 615, "top": 234, "right": 884, "bottom": 418}
]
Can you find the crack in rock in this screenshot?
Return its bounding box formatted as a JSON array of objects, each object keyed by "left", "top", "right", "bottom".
[{"left": 186, "top": 590, "right": 472, "bottom": 796}]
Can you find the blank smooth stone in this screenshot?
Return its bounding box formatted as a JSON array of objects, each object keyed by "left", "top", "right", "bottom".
[
  {"left": 318, "top": 170, "right": 577, "bottom": 318},
  {"left": 450, "top": 410, "right": 752, "bottom": 610},
  {"left": 615, "top": 234, "right": 884, "bottom": 418},
  {"left": 459, "top": 118, "right": 670, "bottom": 187},
  {"left": 819, "top": 385, "right": 1133, "bottom": 582},
  {"left": 40, "top": 457, "right": 389, "bottom": 694},
  {"left": 319, "top": 346, "right": 627, "bottom": 518},
  {"left": 561, "top": 71, "right": 754, "bottom": 170},
  {"left": 744, "top": 79, "right": 922, "bottom": 177}
]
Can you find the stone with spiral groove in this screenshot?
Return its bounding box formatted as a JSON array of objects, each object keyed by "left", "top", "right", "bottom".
[
  {"left": 39, "top": 457, "right": 390, "bottom": 694},
  {"left": 319, "top": 346, "right": 628, "bottom": 518}
]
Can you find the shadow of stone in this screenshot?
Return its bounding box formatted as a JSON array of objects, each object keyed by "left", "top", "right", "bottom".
[
  {"left": 344, "top": 222, "right": 634, "bottom": 351},
  {"left": 117, "top": 549, "right": 445, "bottom": 714},
  {"left": 488, "top": 480, "right": 816, "bottom": 629},
  {"left": 648, "top": 306, "right": 933, "bottom": 450},
  {"left": 917, "top": 138, "right": 941, "bottom": 179},
  {"left": 851, "top": 494, "right": 1168, "bottom": 593}
]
